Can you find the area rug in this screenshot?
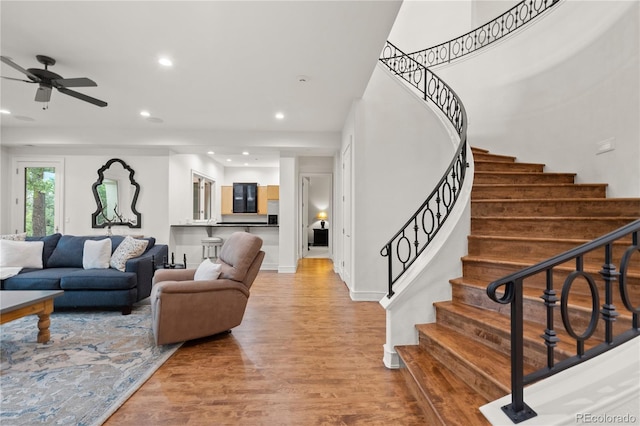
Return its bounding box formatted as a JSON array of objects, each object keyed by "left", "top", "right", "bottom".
[{"left": 0, "top": 305, "right": 181, "bottom": 425}]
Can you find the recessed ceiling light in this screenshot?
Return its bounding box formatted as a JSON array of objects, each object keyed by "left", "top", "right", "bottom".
[
  {"left": 158, "top": 57, "right": 173, "bottom": 67},
  {"left": 275, "top": 112, "right": 285, "bottom": 120},
  {"left": 0, "top": 109, "right": 11, "bottom": 114},
  {"left": 207, "top": 151, "right": 214, "bottom": 155},
  {"left": 244, "top": 163, "right": 249, "bottom": 166},
  {"left": 226, "top": 158, "right": 232, "bottom": 162},
  {"left": 140, "top": 110, "right": 151, "bottom": 117},
  {"left": 242, "top": 151, "right": 249, "bottom": 155}
]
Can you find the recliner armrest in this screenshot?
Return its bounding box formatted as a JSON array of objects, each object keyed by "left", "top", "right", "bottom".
[
  {"left": 153, "top": 268, "right": 196, "bottom": 284},
  {"left": 153, "top": 278, "right": 249, "bottom": 297}
]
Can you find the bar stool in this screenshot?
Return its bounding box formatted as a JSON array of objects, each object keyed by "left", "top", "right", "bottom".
[{"left": 201, "top": 237, "right": 224, "bottom": 260}]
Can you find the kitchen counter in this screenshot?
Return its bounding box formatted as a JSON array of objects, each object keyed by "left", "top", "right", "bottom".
[
  {"left": 172, "top": 223, "right": 278, "bottom": 228},
  {"left": 169, "top": 223, "right": 279, "bottom": 270}
]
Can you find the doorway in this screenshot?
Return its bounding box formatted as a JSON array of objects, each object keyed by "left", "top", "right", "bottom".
[{"left": 299, "top": 173, "right": 332, "bottom": 259}]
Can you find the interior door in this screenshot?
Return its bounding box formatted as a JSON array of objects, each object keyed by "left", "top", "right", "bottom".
[
  {"left": 301, "top": 176, "right": 310, "bottom": 257},
  {"left": 342, "top": 143, "right": 352, "bottom": 289},
  {"left": 13, "top": 159, "right": 64, "bottom": 236}
]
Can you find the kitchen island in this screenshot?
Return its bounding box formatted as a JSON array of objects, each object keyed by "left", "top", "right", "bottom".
[{"left": 170, "top": 223, "right": 278, "bottom": 270}]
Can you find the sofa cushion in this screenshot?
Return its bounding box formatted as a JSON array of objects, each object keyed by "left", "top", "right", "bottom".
[
  {"left": 110, "top": 236, "right": 148, "bottom": 272},
  {"left": 83, "top": 238, "right": 112, "bottom": 269},
  {"left": 2, "top": 267, "right": 80, "bottom": 290},
  {"left": 26, "top": 233, "right": 62, "bottom": 266},
  {"left": 109, "top": 236, "right": 156, "bottom": 253},
  {"left": 0, "top": 240, "right": 44, "bottom": 269},
  {"left": 60, "top": 269, "right": 137, "bottom": 290},
  {"left": 47, "top": 235, "right": 110, "bottom": 268},
  {"left": 1, "top": 232, "right": 27, "bottom": 241}
]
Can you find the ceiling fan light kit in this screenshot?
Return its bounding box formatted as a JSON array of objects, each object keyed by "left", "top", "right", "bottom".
[{"left": 1, "top": 54, "right": 108, "bottom": 108}]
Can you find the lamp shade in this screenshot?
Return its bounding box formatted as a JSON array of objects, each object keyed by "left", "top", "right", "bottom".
[{"left": 316, "top": 211, "right": 328, "bottom": 221}]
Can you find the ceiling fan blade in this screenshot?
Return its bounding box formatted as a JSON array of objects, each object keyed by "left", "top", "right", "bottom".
[
  {"left": 1, "top": 76, "right": 35, "bottom": 83},
  {"left": 1, "top": 56, "right": 40, "bottom": 81},
  {"left": 57, "top": 87, "right": 107, "bottom": 107},
  {"left": 53, "top": 77, "right": 97, "bottom": 88},
  {"left": 35, "top": 86, "right": 52, "bottom": 102}
]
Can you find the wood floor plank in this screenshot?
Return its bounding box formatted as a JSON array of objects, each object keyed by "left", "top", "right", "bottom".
[{"left": 105, "top": 258, "right": 428, "bottom": 425}]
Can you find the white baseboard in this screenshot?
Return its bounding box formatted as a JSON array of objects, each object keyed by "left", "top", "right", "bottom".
[{"left": 383, "top": 343, "right": 400, "bottom": 369}]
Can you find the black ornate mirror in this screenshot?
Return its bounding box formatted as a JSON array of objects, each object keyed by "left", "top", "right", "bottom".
[{"left": 91, "top": 158, "right": 141, "bottom": 228}]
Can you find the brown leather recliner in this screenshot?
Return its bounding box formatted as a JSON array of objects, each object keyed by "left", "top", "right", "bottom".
[{"left": 150, "top": 232, "right": 265, "bottom": 345}]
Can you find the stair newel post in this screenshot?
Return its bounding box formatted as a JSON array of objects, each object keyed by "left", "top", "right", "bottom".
[
  {"left": 502, "top": 278, "right": 537, "bottom": 423},
  {"left": 384, "top": 242, "right": 394, "bottom": 298},
  {"left": 541, "top": 269, "right": 559, "bottom": 368},
  {"left": 599, "top": 243, "right": 620, "bottom": 344}
]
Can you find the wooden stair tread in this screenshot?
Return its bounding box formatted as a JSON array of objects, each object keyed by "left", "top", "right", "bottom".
[
  {"left": 473, "top": 183, "right": 607, "bottom": 188},
  {"left": 396, "top": 345, "right": 490, "bottom": 425},
  {"left": 450, "top": 276, "right": 635, "bottom": 320},
  {"left": 435, "top": 301, "right": 602, "bottom": 357},
  {"left": 461, "top": 255, "right": 640, "bottom": 278},
  {"left": 415, "top": 323, "right": 536, "bottom": 397}
]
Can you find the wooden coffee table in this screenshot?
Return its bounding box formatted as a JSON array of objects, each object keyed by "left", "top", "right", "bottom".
[{"left": 1, "top": 290, "right": 64, "bottom": 343}]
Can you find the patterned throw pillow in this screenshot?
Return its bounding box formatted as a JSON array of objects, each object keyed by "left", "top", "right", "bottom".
[
  {"left": 0, "top": 232, "right": 27, "bottom": 241},
  {"left": 109, "top": 236, "right": 148, "bottom": 272}
]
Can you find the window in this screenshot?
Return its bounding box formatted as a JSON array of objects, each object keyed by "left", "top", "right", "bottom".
[
  {"left": 192, "top": 171, "right": 215, "bottom": 221},
  {"left": 13, "top": 159, "right": 64, "bottom": 236}
]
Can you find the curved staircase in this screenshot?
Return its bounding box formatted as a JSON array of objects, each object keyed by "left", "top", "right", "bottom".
[{"left": 395, "top": 147, "right": 640, "bottom": 425}]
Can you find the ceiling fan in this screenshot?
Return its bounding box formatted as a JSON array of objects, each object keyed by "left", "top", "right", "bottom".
[{"left": 1, "top": 54, "right": 107, "bottom": 108}]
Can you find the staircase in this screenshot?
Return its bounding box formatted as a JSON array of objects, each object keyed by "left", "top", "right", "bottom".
[{"left": 395, "top": 147, "right": 640, "bottom": 425}]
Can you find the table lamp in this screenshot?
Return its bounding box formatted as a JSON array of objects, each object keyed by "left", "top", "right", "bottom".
[{"left": 317, "top": 211, "right": 328, "bottom": 228}]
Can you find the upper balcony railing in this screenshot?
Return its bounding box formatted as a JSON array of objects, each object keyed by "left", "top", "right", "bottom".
[
  {"left": 379, "top": 41, "right": 468, "bottom": 297},
  {"left": 378, "top": 0, "right": 561, "bottom": 297},
  {"left": 406, "top": 0, "right": 560, "bottom": 68}
]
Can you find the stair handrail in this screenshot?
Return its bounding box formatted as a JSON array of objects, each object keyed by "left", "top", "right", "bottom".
[
  {"left": 378, "top": 41, "right": 468, "bottom": 298},
  {"left": 406, "top": 0, "right": 561, "bottom": 68},
  {"left": 487, "top": 219, "right": 640, "bottom": 423}
]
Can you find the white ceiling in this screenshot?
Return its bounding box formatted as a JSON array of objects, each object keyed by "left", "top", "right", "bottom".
[{"left": 0, "top": 0, "right": 401, "bottom": 167}]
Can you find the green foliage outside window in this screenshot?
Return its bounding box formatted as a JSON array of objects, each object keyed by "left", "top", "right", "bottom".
[{"left": 25, "top": 167, "right": 55, "bottom": 236}]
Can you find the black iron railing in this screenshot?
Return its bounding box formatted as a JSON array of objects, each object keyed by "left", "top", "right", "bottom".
[
  {"left": 379, "top": 0, "right": 561, "bottom": 297},
  {"left": 406, "top": 0, "right": 561, "bottom": 68},
  {"left": 379, "top": 41, "right": 468, "bottom": 297},
  {"left": 487, "top": 219, "right": 640, "bottom": 423}
]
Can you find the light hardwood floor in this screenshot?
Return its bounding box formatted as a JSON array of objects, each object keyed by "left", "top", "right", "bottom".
[{"left": 105, "top": 258, "right": 427, "bottom": 425}]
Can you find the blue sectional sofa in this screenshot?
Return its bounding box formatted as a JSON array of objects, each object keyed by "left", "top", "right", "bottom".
[{"left": 1, "top": 234, "right": 168, "bottom": 314}]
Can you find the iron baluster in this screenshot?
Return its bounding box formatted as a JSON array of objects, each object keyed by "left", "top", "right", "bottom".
[
  {"left": 599, "top": 243, "right": 620, "bottom": 343},
  {"left": 541, "top": 268, "right": 559, "bottom": 368}
]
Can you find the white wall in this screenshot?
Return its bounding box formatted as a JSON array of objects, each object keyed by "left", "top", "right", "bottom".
[
  {"left": 436, "top": 0, "right": 640, "bottom": 197},
  {"left": 0, "top": 145, "right": 11, "bottom": 233},
  {"left": 278, "top": 156, "right": 298, "bottom": 273},
  {"left": 388, "top": 1, "right": 473, "bottom": 52},
  {"left": 223, "top": 167, "right": 279, "bottom": 186},
  {"left": 343, "top": 63, "right": 458, "bottom": 301},
  {"left": 168, "top": 152, "right": 225, "bottom": 226}
]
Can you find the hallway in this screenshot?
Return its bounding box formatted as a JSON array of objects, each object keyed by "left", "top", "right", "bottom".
[{"left": 106, "top": 258, "right": 427, "bottom": 425}]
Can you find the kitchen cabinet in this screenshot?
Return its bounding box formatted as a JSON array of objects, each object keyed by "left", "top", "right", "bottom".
[
  {"left": 233, "top": 183, "right": 257, "bottom": 213},
  {"left": 267, "top": 185, "right": 279, "bottom": 200},
  {"left": 221, "top": 186, "right": 233, "bottom": 215},
  {"left": 258, "top": 186, "right": 268, "bottom": 214}
]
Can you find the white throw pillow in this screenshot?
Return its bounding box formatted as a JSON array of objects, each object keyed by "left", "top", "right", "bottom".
[
  {"left": 83, "top": 238, "right": 112, "bottom": 269},
  {"left": 110, "top": 236, "right": 148, "bottom": 272},
  {"left": 0, "top": 240, "right": 44, "bottom": 269},
  {"left": 194, "top": 258, "right": 222, "bottom": 281}
]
